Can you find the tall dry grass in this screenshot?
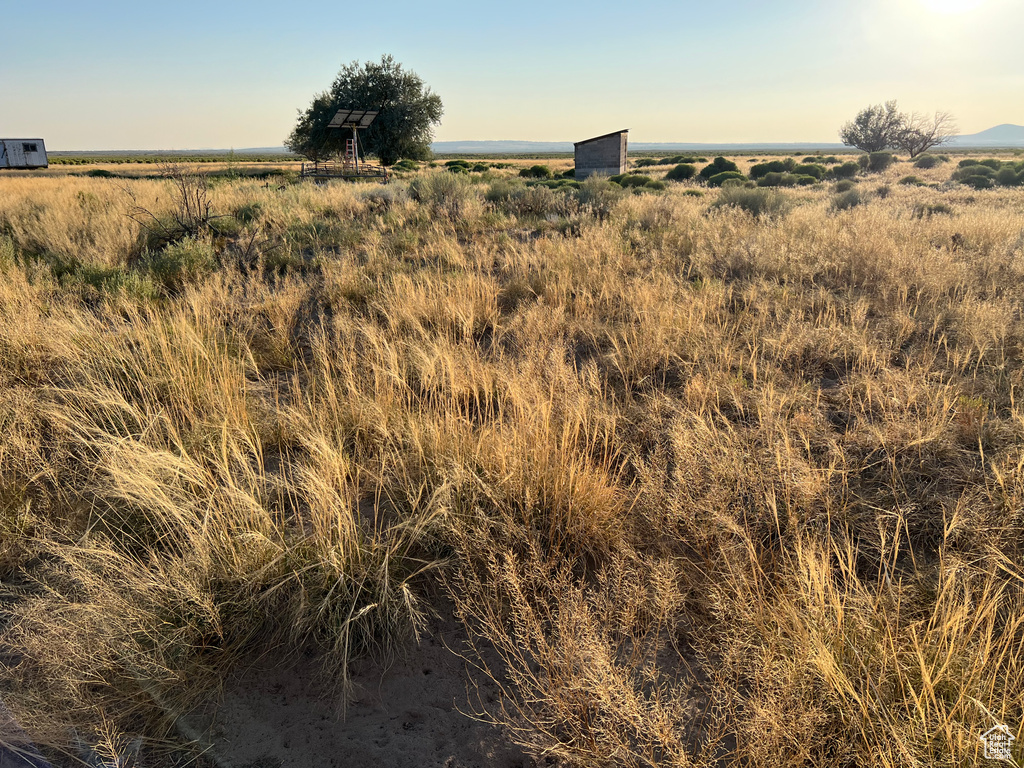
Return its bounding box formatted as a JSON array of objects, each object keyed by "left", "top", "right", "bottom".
[{"left": 1, "top": 162, "right": 1023, "bottom": 766}]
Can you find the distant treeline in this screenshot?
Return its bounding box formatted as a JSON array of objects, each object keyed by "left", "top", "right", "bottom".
[{"left": 49, "top": 153, "right": 302, "bottom": 165}]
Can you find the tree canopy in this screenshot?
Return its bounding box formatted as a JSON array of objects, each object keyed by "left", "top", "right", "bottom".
[
  {"left": 286, "top": 55, "right": 443, "bottom": 166},
  {"left": 839, "top": 101, "right": 957, "bottom": 157},
  {"left": 839, "top": 101, "right": 904, "bottom": 153}
]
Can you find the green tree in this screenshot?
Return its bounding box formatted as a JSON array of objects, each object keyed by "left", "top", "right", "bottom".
[
  {"left": 286, "top": 55, "right": 443, "bottom": 166},
  {"left": 839, "top": 101, "right": 904, "bottom": 153}
]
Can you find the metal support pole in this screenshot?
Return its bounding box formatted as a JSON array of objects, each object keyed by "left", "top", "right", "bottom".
[{"left": 352, "top": 125, "right": 359, "bottom": 175}]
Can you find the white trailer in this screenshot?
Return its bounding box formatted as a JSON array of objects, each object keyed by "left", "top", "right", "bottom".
[{"left": 0, "top": 139, "right": 48, "bottom": 169}]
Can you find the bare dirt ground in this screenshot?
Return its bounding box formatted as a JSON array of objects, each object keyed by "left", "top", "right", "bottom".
[{"left": 192, "top": 619, "right": 531, "bottom": 768}]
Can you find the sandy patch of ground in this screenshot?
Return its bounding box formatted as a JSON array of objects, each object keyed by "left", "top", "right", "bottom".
[{"left": 195, "top": 619, "right": 531, "bottom": 768}]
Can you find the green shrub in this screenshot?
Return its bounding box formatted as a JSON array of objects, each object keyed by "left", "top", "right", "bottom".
[
  {"left": 835, "top": 179, "right": 856, "bottom": 192},
  {"left": 660, "top": 155, "right": 705, "bottom": 165},
  {"left": 86, "top": 168, "right": 115, "bottom": 178},
  {"left": 757, "top": 172, "right": 798, "bottom": 188},
  {"left": 899, "top": 175, "right": 924, "bottom": 186},
  {"left": 446, "top": 165, "right": 468, "bottom": 174},
  {"left": 795, "top": 175, "right": 818, "bottom": 186},
  {"left": 664, "top": 164, "right": 697, "bottom": 181},
  {"left": 445, "top": 159, "right": 471, "bottom": 169},
  {"left": 472, "top": 163, "right": 488, "bottom": 173},
  {"left": 952, "top": 164, "right": 995, "bottom": 181},
  {"left": 519, "top": 164, "right": 553, "bottom": 179},
  {"left": 866, "top": 152, "right": 895, "bottom": 173},
  {"left": 793, "top": 163, "right": 825, "bottom": 180},
  {"left": 699, "top": 157, "right": 740, "bottom": 180},
  {"left": 913, "top": 155, "right": 943, "bottom": 169},
  {"left": 834, "top": 162, "right": 860, "bottom": 179},
  {"left": 392, "top": 159, "right": 419, "bottom": 171},
  {"left": 682, "top": 189, "right": 704, "bottom": 197},
  {"left": 143, "top": 236, "right": 217, "bottom": 291},
  {"left": 711, "top": 186, "right": 790, "bottom": 219},
  {"left": 750, "top": 159, "right": 796, "bottom": 179},
  {"left": 831, "top": 189, "right": 863, "bottom": 211},
  {"left": 707, "top": 171, "right": 746, "bottom": 187},
  {"left": 634, "top": 158, "right": 658, "bottom": 168},
  {"left": 610, "top": 173, "right": 655, "bottom": 188},
  {"left": 876, "top": 184, "right": 891, "bottom": 198},
  {"left": 561, "top": 168, "right": 576, "bottom": 178},
  {"left": 960, "top": 175, "right": 996, "bottom": 189},
  {"left": 996, "top": 167, "right": 1021, "bottom": 187}
]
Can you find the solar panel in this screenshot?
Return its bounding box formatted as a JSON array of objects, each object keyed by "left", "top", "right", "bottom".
[{"left": 328, "top": 108, "right": 379, "bottom": 129}]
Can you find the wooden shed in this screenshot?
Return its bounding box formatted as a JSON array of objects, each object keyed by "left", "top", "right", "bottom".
[
  {"left": 574, "top": 129, "right": 627, "bottom": 180},
  {"left": 0, "top": 139, "right": 48, "bottom": 169}
]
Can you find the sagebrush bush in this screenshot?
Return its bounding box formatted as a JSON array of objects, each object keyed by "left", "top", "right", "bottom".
[
  {"left": 793, "top": 163, "right": 825, "bottom": 180},
  {"left": 913, "top": 154, "right": 943, "bottom": 169},
  {"left": 519, "top": 164, "right": 553, "bottom": 179},
  {"left": 711, "top": 185, "right": 790, "bottom": 218},
  {"left": 699, "top": 156, "right": 740, "bottom": 180},
  {"left": 410, "top": 171, "right": 478, "bottom": 222},
  {"left": 831, "top": 188, "right": 863, "bottom": 210},
  {"left": 664, "top": 163, "right": 696, "bottom": 181},
  {"left": 866, "top": 152, "right": 895, "bottom": 173},
  {"left": 707, "top": 170, "right": 747, "bottom": 187},
  {"left": 750, "top": 159, "right": 796, "bottom": 179},
  {"left": 833, "top": 161, "right": 860, "bottom": 179}
]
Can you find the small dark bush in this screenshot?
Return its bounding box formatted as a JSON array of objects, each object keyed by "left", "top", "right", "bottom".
[
  {"left": 660, "top": 155, "right": 705, "bottom": 165},
  {"left": 393, "top": 159, "right": 419, "bottom": 171},
  {"left": 561, "top": 168, "right": 576, "bottom": 178},
  {"left": 960, "top": 175, "right": 996, "bottom": 189},
  {"left": 447, "top": 165, "right": 468, "bottom": 174},
  {"left": 634, "top": 158, "right": 658, "bottom": 168},
  {"left": 445, "top": 159, "right": 471, "bottom": 169},
  {"left": 831, "top": 189, "right": 863, "bottom": 211},
  {"left": 866, "top": 152, "right": 895, "bottom": 173},
  {"left": 757, "top": 172, "right": 798, "bottom": 188},
  {"left": 834, "top": 179, "right": 856, "bottom": 192},
  {"left": 978, "top": 158, "right": 1004, "bottom": 170},
  {"left": 707, "top": 171, "right": 746, "bottom": 187},
  {"left": 699, "top": 157, "right": 740, "bottom": 180},
  {"left": 711, "top": 186, "right": 790, "bottom": 219},
  {"left": 793, "top": 163, "right": 825, "bottom": 180},
  {"left": 952, "top": 164, "right": 995, "bottom": 180},
  {"left": 750, "top": 159, "right": 796, "bottom": 179},
  {"left": 834, "top": 162, "right": 860, "bottom": 179},
  {"left": 996, "top": 167, "right": 1021, "bottom": 187},
  {"left": 664, "top": 163, "right": 697, "bottom": 181},
  {"left": 682, "top": 189, "right": 704, "bottom": 197},
  {"left": 913, "top": 155, "right": 943, "bottom": 169},
  {"left": 472, "top": 163, "right": 488, "bottom": 173},
  {"left": 519, "top": 165, "right": 553, "bottom": 179},
  {"left": 795, "top": 175, "right": 818, "bottom": 186},
  {"left": 876, "top": 185, "right": 891, "bottom": 198},
  {"left": 86, "top": 168, "right": 115, "bottom": 178},
  {"left": 899, "top": 175, "right": 924, "bottom": 186}
]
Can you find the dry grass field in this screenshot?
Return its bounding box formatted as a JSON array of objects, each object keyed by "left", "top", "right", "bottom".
[{"left": 1, "top": 155, "right": 1023, "bottom": 767}]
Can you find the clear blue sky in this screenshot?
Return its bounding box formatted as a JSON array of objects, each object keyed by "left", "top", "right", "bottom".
[{"left": 2, "top": 0, "right": 1021, "bottom": 150}]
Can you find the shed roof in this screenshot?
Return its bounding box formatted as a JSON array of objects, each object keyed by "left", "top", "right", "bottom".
[{"left": 574, "top": 129, "right": 629, "bottom": 147}]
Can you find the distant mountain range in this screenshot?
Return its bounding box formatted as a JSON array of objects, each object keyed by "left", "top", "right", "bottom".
[{"left": 946, "top": 124, "right": 1024, "bottom": 147}]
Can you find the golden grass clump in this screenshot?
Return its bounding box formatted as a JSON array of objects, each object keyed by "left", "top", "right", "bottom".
[{"left": 1, "top": 158, "right": 1023, "bottom": 766}]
